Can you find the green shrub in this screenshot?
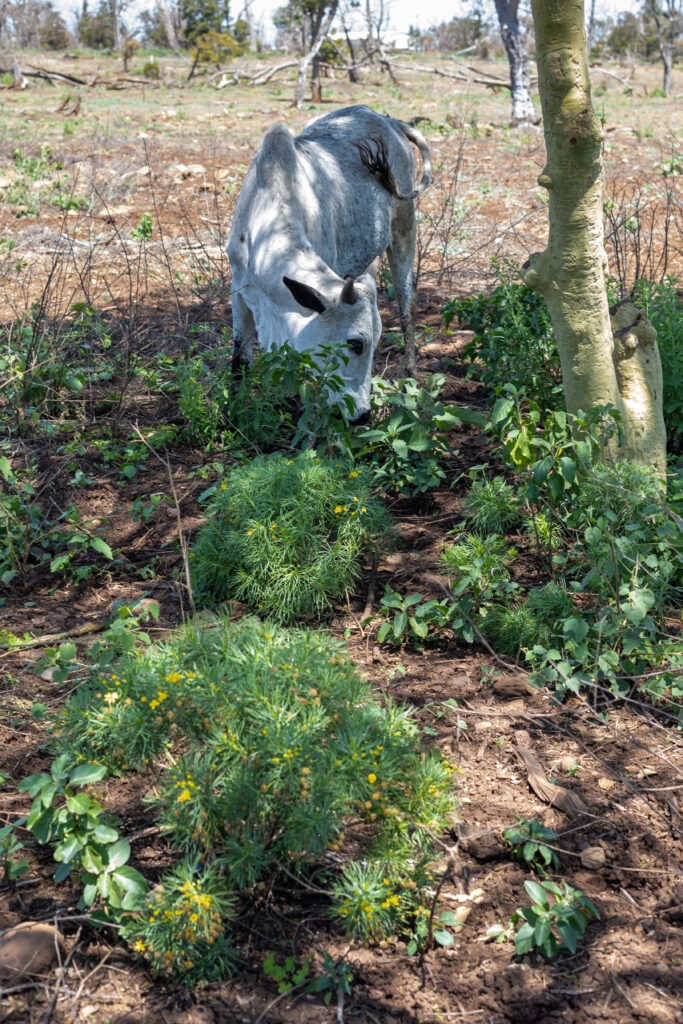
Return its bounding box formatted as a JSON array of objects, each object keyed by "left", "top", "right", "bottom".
[
  {"left": 523, "top": 511, "right": 564, "bottom": 553},
  {"left": 354, "top": 375, "right": 483, "bottom": 496},
  {"left": 481, "top": 601, "right": 546, "bottom": 658},
  {"left": 442, "top": 260, "right": 562, "bottom": 413},
  {"left": 191, "top": 452, "right": 390, "bottom": 622},
  {"left": 55, "top": 615, "right": 456, "bottom": 972},
  {"left": 441, "top": 533, "right": 516, "bottom": 598},
  {"left": 464, "top": 476, "right": 520, "bottom": 534}
]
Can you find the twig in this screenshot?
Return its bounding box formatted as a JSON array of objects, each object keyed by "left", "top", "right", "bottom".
[
  {"left": 0, "top": 620, "right": 105, "bottom": 653},
  {"left": 43, "top": 924, "right": 82, "bottom": 1024}
]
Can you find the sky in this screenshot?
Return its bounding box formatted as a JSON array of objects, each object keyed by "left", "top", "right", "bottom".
[
  {"left": 56, "top": 0, "right": 640, "bottom": 41},
  {"left": 242, "top": 0, "right": 640, "bottom": 41}
]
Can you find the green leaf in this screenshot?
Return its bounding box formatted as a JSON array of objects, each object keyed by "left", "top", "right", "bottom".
[
  {"left": 562, "top": 617, "right": 589, "bottom": 644},
  {"left": 433, "top": 929, "right": 454, "bottom": 947},
  {"left": 406, "top": 939, "right": 418, "bottom": 956},
  {"left": 54, "top": 835, "right": 84, "bottom": 863},
  {"left": 377, "top": 622, "right": 392, "bottom": 644},
  {"left": 69, "top": 763, "right": 107, "bottom": 787},
  {"left": 81, "top": 844, "right": 104, "bottom": 874},
  {"left": 556, "top": 919, "right": 581, "bottom": 953},
  {"left": 391, "top": 438, "right": 409, "bottom": 459},
  {"left": 54, "top": 860, "right": 75, "bottom": 883},
  {"left": 18, "top": 773, "right": 50, "bottom": 797},
  {"left": 50, "top": 553, "right": 71, "bottom": 572},
  {"left": 0, "top": 455, "right": 11, "bottom": 481},
  {"left": 106, "top": 839, "right": 131, "bottom": 870},
  {"left": 524, "top": 880, "right": 548, "bottom": 907},
  {"left": 83, "top": 882, "right": 98, "bottom": 905},
  {"left": 393, "top": 611, "right": 407, "bottom": 637},
  {"left": 89, "top": 537, "right": 113, "bottom": 560},
  {"left": 438, "top": 911, "right": 461, "bottom": 926},
  {"left": 93, "top": 823, "right": 119, "bottom": 844},
  {"left": 66, "top": 792, "right": 92, "bottom": 815},
  {"left": 111, "top": 864, "right": 147, "bottom": 896}
]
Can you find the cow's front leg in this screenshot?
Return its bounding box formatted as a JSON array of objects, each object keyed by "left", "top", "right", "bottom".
[
  {"left": 231, "top": 290, "right": 257, "bottom": 376},
  {"left": 387, "top": 200, "right": 417, "bottom": 376}
]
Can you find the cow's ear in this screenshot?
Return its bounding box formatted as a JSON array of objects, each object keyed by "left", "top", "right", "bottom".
[{"left": 283, "top": 276, "right": 326, "bottom": 314}]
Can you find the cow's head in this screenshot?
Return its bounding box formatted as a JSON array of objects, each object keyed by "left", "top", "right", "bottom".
[{"left": 282, "top": 269, "right": 380, "bottom": 421}]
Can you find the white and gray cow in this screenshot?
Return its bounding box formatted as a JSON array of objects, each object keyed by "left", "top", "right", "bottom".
[{"left": 226, "top": 104, "right": 431, "bottom": 420}]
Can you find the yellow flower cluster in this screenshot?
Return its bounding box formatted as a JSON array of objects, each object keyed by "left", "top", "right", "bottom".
[{"left": 172, "top": 772, "right": 196, "bottom": 803}]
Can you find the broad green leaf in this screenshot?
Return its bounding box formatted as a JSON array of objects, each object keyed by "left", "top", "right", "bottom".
[
  {"left": 438, "top": 911, "right": 461, "bottom": 926},
  {"left": 66, "top": 792, "right": 92, "bottom": 815},
  {"left": 106, "top": 839, "right": 131, "bottom": 870},
  {"left": 50, "top": 553, "right": 71, "bottom": 572},
  {"left": 433, "top": 929, "right": 454, "bottom": 947},
  {"left": 0, "top": 456, "right": 11, "bottom": 481},
  {"left": 524, "top": 880, "right": 548, "bottom": 907},
  {"left": 93, "top": 823, "right": 119, "bottom": 844},
  {"left": 112, "top": 865, "right": 148, "bottom": 895},
  {"left": 89, "top": 537, "right": 113, "bottom": 560},
  {"left": 18, "top": 773, "right": 50, "bottom": 797},
  {"left": 54, "top": 860, "right": 75, "bottom": 883},
  {"left": 69, "top": 763, "right": 107, "bottom": 787},
  {"left": 81, "top": 845, "right": 104, "bottom": 875},
  {"left": 54, "top": 835, "right": 84, "bottom": 863}
]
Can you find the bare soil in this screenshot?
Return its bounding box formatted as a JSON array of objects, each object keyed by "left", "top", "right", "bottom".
[{"left": 1, "top": 51, "right": 682, "bottom": 1024}]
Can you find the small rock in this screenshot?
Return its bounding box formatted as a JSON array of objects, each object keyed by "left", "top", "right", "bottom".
[
  {"left": 580, "top": 846, "right": 606, "bottom": 870},
  {"left": 0, "top": 922, "right": 63, "bottom": 980},
  {"left": 558, "top": 756, "right": 579, "bottom": 773},
  {"left": 598, "top": 776, "right": 616, "bottom": 790},
  {"left": 473, "top": 719, "right": 493, "bottom": 732}
]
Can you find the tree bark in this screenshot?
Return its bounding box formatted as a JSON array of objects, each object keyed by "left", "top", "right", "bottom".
[
  {"left": 110, "top": 0, "right": 121, "bottom": 53},
  {"left": 295, "top": 2, "right": 338, "bottom": 109},
  {"left": 494, "top": 0, "right": 537, "bottom": 125},
  {"left": 646, "top": 0, "right": 681, "bottom": 97},
  {"left": 526, "top": 0, "right": 666, "bottom": 475}
]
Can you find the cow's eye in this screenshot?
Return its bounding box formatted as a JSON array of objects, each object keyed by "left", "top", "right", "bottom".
[{"left": 347, "top": 338, "right": 364, "bottom": 356}]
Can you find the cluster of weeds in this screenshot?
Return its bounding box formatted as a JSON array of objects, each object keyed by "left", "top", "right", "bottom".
[
  {"left": 441, "top": 259, "right": 562, "bottom": 412},
  {"left": 0, "top": 455, "right": 114, "bottom": 586},
  {"left": 191, "top": 451, "right": 391, "bottom": 622},
  {"left": 51, "top": 614, "right": 456, "bottom": 978}
]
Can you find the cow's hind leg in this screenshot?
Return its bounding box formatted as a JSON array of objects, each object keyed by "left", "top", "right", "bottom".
[
  {"left": 386, "top": 199, "right": 417, "bottom": 376},
  {"left": 231, "top": 290, "right": 257, "bottom": 377}
]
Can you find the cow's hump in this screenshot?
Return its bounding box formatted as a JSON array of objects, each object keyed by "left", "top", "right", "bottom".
[{"left": 256, "top": 123, "right": 298, "bottom": 191}]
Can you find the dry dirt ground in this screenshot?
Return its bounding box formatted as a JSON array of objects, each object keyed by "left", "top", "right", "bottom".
[{"left": 1, "top": 51, "right": 682, "bottom": 1024}]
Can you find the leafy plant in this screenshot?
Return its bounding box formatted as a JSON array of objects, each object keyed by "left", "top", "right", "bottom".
[
  {"left": 308, "top": 951, "right": 353, "bottom": 1007},
  {"left": 263, "top": 951, "right": 312, "bottom": 994},
  {"left": 441, "top": 533, "right": 516, "bottom": 599},
  {"left": 464, "top": 475, "right": 521, "bottom": 535},
  {"left": 123, "top": 858, "right": 237, "bottom": 983},
  {"left": 0, "top": 823, "right": 29, "bottom": 883},
  {"left": 355, "top": 375, "right": 483, "bottom": 496},
  {"left": 376, "top": 588, "right": 457, "bottom": 645},
  {"left": 0, "top": 455, "right": 114, "bottom": 585},
  {"left": 55, "top": 614, "right": 456, "bottom": 972},
  {"left": 131, "top": 212, "right": 154, "bottom": 240},
  {"left": 510, "top": 879, "right": 599, "bottom": 957},
  {"left": 191, "top": 451, "right": 390, "bottom": 622},
  {"left": 442, "top": 259, "right": 561, "bottom": 413},
  {"left": 503, "top": 818, "right": 559, "bottom": 875},
  {"left": 18, "top": 755, "right": 147, "bottom": 918}
]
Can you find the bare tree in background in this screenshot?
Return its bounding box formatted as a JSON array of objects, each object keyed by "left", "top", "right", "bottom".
[
  {"left": 644, "top": 0, "right": 682, "bottom": 95},
  {"left": 493, "top": 0, "right": 537, "bottom": 125},
  {"left": 294, "top": 0, "right": 338, "bottom": 107},
  {"left": 587, "top": 0, "right": 597, "bottom": 49},
  {"left": 157, "top": 0, "right": 182, "bottom": 50}
]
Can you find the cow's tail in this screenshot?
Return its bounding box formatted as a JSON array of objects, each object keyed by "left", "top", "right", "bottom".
[{"left": 397, "top": 120, "right": 432, "bottom": 196}]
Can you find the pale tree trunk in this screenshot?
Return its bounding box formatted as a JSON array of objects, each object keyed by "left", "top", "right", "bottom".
[
  {"left": 494, "top": 0, "right": 537, "bottom": 126},
  {"left": 110, "top": 0, "right": 121, "bottom": 53},
  {"left": 526, "top": 0, "right": 667, "bottom": 475},
  {"left": 295, "top": 1, "right": 338, "bottom": 109},
  {"left": 158, "top": 0, "right": 180, "bottom": 51},
  {"left": 587, "top": 0, "right": 597, "bottom": 50},
  {"left": 647, "top": 0, "right": 681, "bottom": 97}
]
